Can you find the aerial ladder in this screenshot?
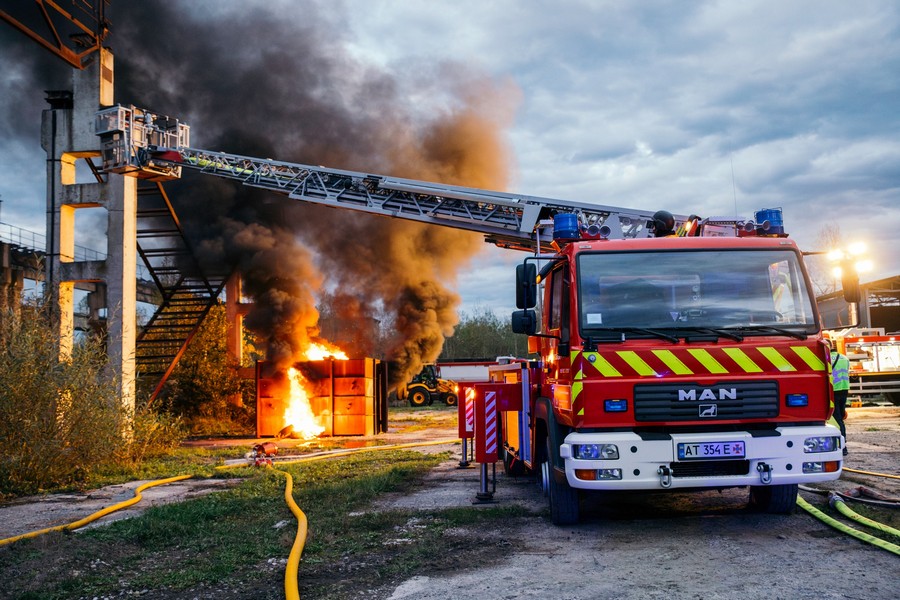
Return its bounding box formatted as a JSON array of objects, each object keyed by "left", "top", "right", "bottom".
[
  {"left": 94, "top": 103, "right": 697, "bottom": 397},
  {"left": 94, "top": 104, "right": 668, "bottom": 253}
]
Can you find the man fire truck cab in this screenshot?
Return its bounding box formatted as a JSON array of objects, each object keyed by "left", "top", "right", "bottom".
[
  {"left": 91, "top": 106, "right": 847, "bottom": 525},
  {"left": 506, "top": 211, "right": 848, "bottom": 524}
]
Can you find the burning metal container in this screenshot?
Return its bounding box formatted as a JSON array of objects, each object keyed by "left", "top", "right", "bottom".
[{"left": 256, "top": 358, "right": 389, "bottom": 437}]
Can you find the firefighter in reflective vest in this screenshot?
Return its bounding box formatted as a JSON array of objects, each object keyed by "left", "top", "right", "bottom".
[{"left": 827, "top": 339, "right": 851, "bottom": 456}]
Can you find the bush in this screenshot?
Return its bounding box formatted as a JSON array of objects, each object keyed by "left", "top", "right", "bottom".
[
  {"left": 0, "top": 303, "right": 186, "bottom": 496},
  {"left": 120, "top": 403, "right": 186, "bottom": 465},
  {"left": 156, "top": 304, "right": 257, "bottom": 436}
]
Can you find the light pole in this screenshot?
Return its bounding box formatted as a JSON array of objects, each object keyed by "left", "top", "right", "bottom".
[{"left": 827, "top": 243, "right": 873, "bottom": 326}]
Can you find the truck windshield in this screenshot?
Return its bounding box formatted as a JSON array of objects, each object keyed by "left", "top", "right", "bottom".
[{"left": 576, "top": 249, "right": 817, "bottom": 337}]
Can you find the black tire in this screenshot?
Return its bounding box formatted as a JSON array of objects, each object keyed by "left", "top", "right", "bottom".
[
  {"left": 408, "top": 386, "right": 430, "bottom": 407},
  {"left": 749, "top": 484, "right": 798, "bottom": 514},
  {"left": 444, "top": 393, "right": 458, "bottom": 407},
  {"left": 545, "top": 437, "right": 580, "bottom": 525}
]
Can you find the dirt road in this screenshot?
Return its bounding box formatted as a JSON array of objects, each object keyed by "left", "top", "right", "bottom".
[{"left": 377, "top": 407, "right": 900, "bottom": 600}]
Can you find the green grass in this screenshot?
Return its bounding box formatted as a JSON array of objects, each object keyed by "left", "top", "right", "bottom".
[{"left": 0, "top": 449, "right": 535, "bottom": 599}]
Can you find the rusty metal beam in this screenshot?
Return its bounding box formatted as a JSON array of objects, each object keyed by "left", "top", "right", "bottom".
[{"left": 1, "top": 0, "right": 110, "bottom": 69}]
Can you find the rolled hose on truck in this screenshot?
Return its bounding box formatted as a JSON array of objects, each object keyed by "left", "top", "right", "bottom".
[
  {"left": 798, "top": 467, "right": 900, "bottom": 557},
  {"left": 0, "top": 438, "right": 458, "bottom": 600}
]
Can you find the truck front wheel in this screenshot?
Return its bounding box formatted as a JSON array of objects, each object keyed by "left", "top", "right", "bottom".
[
  {"left": 443, "top": 393, "right": 458, "bottom": 406},
  {"left": 544, "top": 437, "right": 580, "bottom": 525},
  {"left": 407, "top": 386, "right": 430, "bottom": 407},
  {"left": 749, "top": 483, "right": 798, "bottom": 514}
]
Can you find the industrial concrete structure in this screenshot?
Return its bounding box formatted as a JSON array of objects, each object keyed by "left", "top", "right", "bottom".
[{"left": 41, "top": 48, "right": 138, "bottom": 410}]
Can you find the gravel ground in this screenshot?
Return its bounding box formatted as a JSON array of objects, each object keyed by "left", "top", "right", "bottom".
[
  {"left": 376, "top": 407, "right": 900, "bottom": 600},
  {"left": 1, "top": 407, "right": 897, "bottom": 599}
]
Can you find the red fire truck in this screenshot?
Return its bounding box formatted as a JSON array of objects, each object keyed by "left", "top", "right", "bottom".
[
  {"left": 94, "top": 106, "right": 847, "bottom": 526},
  {"left": 481, "top": 212, "right": 846, "bottom": 524},
  {"left": 826, "top": 328, "right": 900, "bottom": 405}
]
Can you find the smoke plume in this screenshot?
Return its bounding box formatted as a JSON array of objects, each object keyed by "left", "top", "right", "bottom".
[
  {"left": 107, "top": 2, "right": 519, "bottom": 382},
  {"left": 0, "top": 2, "right": 520, "bottom": 385}
]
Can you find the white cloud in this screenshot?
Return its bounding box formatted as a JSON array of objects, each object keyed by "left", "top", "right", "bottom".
[{"left": 3, "top": 0, "right": 899, "bottom": 320}]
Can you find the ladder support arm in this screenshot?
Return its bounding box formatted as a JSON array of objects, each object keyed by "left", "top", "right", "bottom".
[{"left": 146, "top": 146, "right": 659, "bottom": 251}]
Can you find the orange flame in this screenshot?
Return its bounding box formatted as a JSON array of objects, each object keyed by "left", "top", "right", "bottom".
[
  {"left": 282, "top": 342, "right": 348, "bottom": 439},
  {"left": 305, "top": 342, "right": 348, "bottom": 361}
]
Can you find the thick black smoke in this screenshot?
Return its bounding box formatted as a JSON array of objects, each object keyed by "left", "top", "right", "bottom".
[
  {"left": 106, "top": 2, "right": 519, "bottom": 381},
  {"left": 1, "top": 2, "right": 519, "bottom": 385}
]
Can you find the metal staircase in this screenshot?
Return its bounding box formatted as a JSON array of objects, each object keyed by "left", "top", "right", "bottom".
[{"left": 135, "top": 180, "right": 229, "bottom": 400}]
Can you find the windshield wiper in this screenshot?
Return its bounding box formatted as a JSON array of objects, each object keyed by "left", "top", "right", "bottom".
[
  {"left": 589, "top": 327, "right": 679, "bottom": 344},
  {"left": 724, "top": 325, "right": 807, "bottom": 340},
  {"left": 676, "top": 327, "right": 744, "bottom": 342}
]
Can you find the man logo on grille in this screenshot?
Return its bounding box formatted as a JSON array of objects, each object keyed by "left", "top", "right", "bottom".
[
  {"left": 678, "top": 388, "right": 737, "bottom": 401},
  {"left": 699, "top": 404, "right": 718, "bottom": 417}
]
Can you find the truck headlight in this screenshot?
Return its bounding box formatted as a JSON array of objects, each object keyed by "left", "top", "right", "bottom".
[
  {"left": 803, "top": 436, "right": 839, "bottom": 453},
  {"left": 803, "top": 461, "right": 841, "bottom": 474},
  {"left": 573, "top": 444, "right": 619, "bottom": 460}
]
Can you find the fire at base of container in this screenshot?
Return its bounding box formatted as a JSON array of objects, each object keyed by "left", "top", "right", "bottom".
[{"left": 256, "top": 356, "right": 389, "bottom": 438}]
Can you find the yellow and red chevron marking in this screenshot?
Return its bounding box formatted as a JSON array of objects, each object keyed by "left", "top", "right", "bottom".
[{"left": 572, "top": 344, "right": 826, "bottom": 381}]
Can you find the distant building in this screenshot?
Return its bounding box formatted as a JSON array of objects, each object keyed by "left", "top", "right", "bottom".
[{"left": 817, "top": 275, "right": 900, "bottom": 332}]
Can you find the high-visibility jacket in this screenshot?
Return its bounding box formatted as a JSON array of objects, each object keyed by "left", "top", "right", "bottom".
[{"left": 830, "top": 351, "right": 850, "bottom": 392}]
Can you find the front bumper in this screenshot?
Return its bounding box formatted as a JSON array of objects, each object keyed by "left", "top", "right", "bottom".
[{"left": 559, "top": 425, "right": 843, "bottom": 490}]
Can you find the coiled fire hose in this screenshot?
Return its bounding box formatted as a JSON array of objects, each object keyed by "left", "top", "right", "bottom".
[{"left": 798, "top": 466, "right": 900, "bottom": 557}]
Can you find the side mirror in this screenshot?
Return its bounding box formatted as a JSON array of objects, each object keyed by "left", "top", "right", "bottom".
[
  {"left": 841, "top": 268, "right": 861, "bottom": 304},
  {"left": 516, "top": 263, "right": 537, "bottom": 309},
  {"left": 511, "top": 309, "right": 537, "bottom": 335}
]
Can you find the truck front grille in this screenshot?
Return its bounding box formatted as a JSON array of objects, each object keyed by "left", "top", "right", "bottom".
[{"left": 633, "top": 381, "right": 779, "bottom": 422}]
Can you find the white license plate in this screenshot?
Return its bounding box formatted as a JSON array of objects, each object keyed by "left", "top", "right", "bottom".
[{"left": 677, "top": 441, "right": 745, "bottom": 461}]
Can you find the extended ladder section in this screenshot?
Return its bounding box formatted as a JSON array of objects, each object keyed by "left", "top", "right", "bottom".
[
  {"left": 95, "top": 104, "right": 663, "bottom": 250},
  {"left": 93, "top": 103, "right": 662, "bottom": 399},
  {"left": 143, "top": 147, "right": 659, "bottom": 252}
]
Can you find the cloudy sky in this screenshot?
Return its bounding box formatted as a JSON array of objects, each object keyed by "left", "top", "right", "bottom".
[{"left": 2, "top": 0, "right": 898, "bottom": 318}]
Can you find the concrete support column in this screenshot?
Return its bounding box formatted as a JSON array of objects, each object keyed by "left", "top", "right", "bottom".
[
  {"left": 226, "top": 273, "right": 251, "bottom": 407},
  {"left": 0, "top": 243, "right": 24, "bottom": 319},
  {"left": 41, "top": 48, "right": 136, "bottom": 413},
  {"left": 105, "top": 174, "right": 138, "bottom": 409}
]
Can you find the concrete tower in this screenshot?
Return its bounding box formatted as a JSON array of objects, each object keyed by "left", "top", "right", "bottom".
[{"left": 41, "top": 48, "right": 137, "bottom": 412}]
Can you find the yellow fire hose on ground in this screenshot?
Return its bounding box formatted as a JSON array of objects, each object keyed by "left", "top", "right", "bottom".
[
  {"left": 798, "top": 466, "right": 900, "bottom": 557},
  {"left": 796, "top": 497, "right": 900, "bottom": 556},
  {"left": 272, "top": 467, "right": 307, "bottom": 600},
  {"left": 218, "top": 438, "right": 459, "bottom": 600},
  {"left": 843, "top": 467, "right": 900, "bottom": 481},
  {"left": 0, "top": 438, "right": 459, "bottom": 600},
  {"left": 0, "top": 474, "right": 193, "bottom": 547},
  {"left": 828, "top": 493, "right": 900, "bottom": 540}
]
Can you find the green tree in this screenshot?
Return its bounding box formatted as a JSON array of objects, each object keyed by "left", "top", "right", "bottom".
[
  {"left": 161, "top": 303, "right": 256, "bottom": 433},
  {"left": 441, "top": 306, "right": 529, "bottom": 359}
]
